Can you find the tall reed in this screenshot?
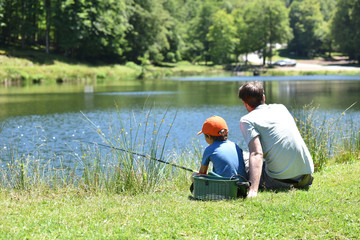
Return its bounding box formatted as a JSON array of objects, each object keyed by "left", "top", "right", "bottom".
[
  {"left": 0, "top": 138, "right": 70, "bottom": 191},
  {"left": 333, "top": 120, "right": 360, "bottom": 164},
  {"left": 293, "top": 102, "right": 358, "bottom": 171},
  {"left": 80, "top": 103, "right": 180, "bottom": 194}
]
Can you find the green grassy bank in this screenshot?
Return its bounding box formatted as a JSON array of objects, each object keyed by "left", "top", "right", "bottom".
[
  {"left": 0, "top": 49, "right": 225, "bottom": 84},
  {"left": 1, "top": 49, "right": 360, "bottom": 85},
  {"left": 0, "top": 161, "right": 359, "bottom": 239}
]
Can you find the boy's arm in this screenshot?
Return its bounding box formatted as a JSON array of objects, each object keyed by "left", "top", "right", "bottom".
[
  {"left": 191, "top": 165, "right": 209, "bottom": 182},
  {"left": 199, "top": 165, "right": 208, "bottom": 174},
  {"left": 247, "top": 136, "right": 263, "bottom": 198}
]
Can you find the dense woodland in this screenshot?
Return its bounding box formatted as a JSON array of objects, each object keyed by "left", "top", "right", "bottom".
[{"left": 0, "top": 0, "right": 359, "bottom": 65}]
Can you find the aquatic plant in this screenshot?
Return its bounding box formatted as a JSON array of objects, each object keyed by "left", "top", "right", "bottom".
[
  {"left": 79, "top": 103, "right": 181, "bottom": 194},
  {"left": 293, "top": 102, "right": 358, "bottom": 171},
  {"left": 333, "top": 120, "right": 360, "bottom": 164},
  {"left": 0, "top": 136, "right": 68, "bottom": 190}
]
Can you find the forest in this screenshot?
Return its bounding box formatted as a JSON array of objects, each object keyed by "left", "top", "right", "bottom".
[{"left": 0, "top": 0, "right": 359, "bottom": 65}]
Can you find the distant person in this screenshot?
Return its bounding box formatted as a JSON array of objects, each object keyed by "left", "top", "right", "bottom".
[
  {"left": 238, "top": 82, "right": 314, "bottom": 198},
  {"left": 194, "top": 115, "right": 247, "bottom": 179}
]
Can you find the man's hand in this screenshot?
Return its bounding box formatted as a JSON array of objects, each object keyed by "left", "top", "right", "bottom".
[{"left": 247, "top": 189, "right": 258, "bottom": 198}]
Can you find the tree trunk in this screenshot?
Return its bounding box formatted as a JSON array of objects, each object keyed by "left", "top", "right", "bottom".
[
  {"left": 262, "top": 48, "right": 266, "bottom": 66},
  {"left": 45, "top": 0, "right": 50, "bottom": 54},
  {"left": 21, "top": 0, "right": 25, "bottom": 48}
]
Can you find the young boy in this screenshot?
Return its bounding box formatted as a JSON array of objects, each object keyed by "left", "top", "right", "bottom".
[{"left": 195, "top": 115, "right": 247, "bottom": 179}]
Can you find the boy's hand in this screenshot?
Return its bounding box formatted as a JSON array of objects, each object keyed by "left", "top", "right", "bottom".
[{"left": 191, "top": 172, "right": 205, "bottom": 182}]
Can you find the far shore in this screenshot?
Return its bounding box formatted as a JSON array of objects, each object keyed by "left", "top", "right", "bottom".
[{"left": 1, "top": 53, "right": 360, "bottom": 85}]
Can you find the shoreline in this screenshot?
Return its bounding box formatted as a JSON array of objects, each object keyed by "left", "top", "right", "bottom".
[{"left": 1, "top": 54, "right": 360, "bottom": 85}]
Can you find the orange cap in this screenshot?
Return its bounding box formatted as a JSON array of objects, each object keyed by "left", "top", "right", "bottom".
[{"left": 197, "top": 116, "right": 228, "bottom": 136}]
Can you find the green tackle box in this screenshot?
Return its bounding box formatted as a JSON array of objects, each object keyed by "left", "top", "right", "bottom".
[{"left": 193, "top": 174, "right": 239, "bottom": 201}]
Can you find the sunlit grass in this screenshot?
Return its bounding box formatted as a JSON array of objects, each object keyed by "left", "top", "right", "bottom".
[
  {"left": 0, "top": 51, "right": 226, "bottom": 83},
  {"left": 0, "top": 161, "right": 359, "bottom": 238}
]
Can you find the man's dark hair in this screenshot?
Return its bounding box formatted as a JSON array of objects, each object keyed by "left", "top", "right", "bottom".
[{"left": 238, "top": 82, "right": 264, "bottom": 108}]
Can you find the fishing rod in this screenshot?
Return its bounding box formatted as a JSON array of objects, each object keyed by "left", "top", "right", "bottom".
[{"left": 85, "top": 141, "right": 197, "bottom": 173}]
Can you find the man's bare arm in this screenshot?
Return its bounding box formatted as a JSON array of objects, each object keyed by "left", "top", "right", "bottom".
[{"left": 248, "top": 136, "right": 263, "bottom": 197}]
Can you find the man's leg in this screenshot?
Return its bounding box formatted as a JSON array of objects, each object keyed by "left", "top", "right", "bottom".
[
  {"left": 242, "top": 153, "right": 310, "bottom": 190},
  {"left": 259, "top": 167, "right": 294, "bottom": 190}
]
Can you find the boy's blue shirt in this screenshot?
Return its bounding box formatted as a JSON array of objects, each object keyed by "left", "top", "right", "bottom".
[{"left": 201, "top": 140, "right": 247, "bottom": 178}]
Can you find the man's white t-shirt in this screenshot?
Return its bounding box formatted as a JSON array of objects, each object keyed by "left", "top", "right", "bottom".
[{"left": 240, "top": 104, "right": 314, "bottom": 179}]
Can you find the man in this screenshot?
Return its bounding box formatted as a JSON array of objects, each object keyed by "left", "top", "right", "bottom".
[{"left": 238, "top": 82, "right": 314, "bottom": 197}]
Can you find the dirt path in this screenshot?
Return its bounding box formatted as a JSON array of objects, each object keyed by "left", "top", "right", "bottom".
[{"left": 275, "top": 56, "right": 360, "bottom": 71}]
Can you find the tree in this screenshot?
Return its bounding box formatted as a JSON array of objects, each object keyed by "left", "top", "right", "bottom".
[
  {"left": 245, "top": 0, "right": 292, "bottom": 64},
  {"left": 288, "top": 0, "right": 324, "bottom": 57},
  {"left": 0, "top": 0, "right": 19, "bottom": 45},
  {"left": 316, "top": 0, "right": 337, "bottom": 57},
  {"left": 44, "top": 0, "right": 51, "bottom": 54},
  {"left": 207, "top": 9, "right": 236, "bottom": 64},
  {"left": 232, "top": 8, "right": 256, "bottom": 63},
  {"left": 0, "top": 0, "right": 41, "bottom": 48},
  {"left": 185, "top": 0, "right": 220, "bottom": 64},
  {"left": 55, "top": 0, "right": 131, "bottom": 61},
  {"left": 331, "top": 0, "right": 360, "bottom": 62},
  {"left": 124, "top": 0, "right": 175, "bottom": 64}
]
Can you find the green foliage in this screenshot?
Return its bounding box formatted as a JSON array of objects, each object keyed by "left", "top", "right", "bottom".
[
  {"left": 289, "top": 0, "right": 325, "bottom": 57},
  {"left": 0, "top": 0, "right": 358, "bottom": 69},
  {"left": 331, "top": 0, "right": 360, "bottom": 62},
  {"left": 243, "top": 0, "right": 292, "bottom": 64},
  {"left": 124, "top": 0, "right": 175, "bottom": 64},
  {"left": 232, "top": 8, "right": 253, "bottom": 58},
  {"left": 56, "top": 0, "right": 131, "bottom": 61},
  {"left": 185, "top": 0, "right": 220, "bottom": 64},
  {"left": 207, "top": 10, "right": 236, "bottom": 64}
]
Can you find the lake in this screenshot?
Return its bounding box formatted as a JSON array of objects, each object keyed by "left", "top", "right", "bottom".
[{"left": 1, "top": 75, "right": 360, "bottom": 168}]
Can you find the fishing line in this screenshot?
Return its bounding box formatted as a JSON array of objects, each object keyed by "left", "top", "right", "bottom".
[{"left": 84, "top": 141, "right": 196, "bottom": 173}]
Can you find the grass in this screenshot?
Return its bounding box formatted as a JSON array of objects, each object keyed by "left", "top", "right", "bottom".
[
  {"left": 0, "top": 161, "right": 359, "bottom": 239},
  {"left": 0, "top": 49, "right": 226, "bottom": 84},
  {"left": 0, "top": 53, "right": 140, "bottom": 83}
]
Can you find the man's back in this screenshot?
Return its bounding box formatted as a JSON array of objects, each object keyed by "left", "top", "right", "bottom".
[{"left": 240, "top": 104, "right": 314, "bottom": 179}]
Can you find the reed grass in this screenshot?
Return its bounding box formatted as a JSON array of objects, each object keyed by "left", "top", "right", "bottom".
[
  {"left": 333, "top": 122, "right": 360, "bottom": 164},
  {"left": 293, "top": 102, "right": 359, "bottom": 171},
  {"left": 78, "top": 103, "right": 185, "bottom": 194},
  {"left": 0, "top": 104, "right": 194, "bottom": 194}
]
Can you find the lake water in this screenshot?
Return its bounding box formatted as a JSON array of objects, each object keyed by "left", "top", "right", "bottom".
[{"left": 1, "top": 75, "right": 360, "bottom": 167}]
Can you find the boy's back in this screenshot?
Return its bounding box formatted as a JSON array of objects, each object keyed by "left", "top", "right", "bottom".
[{"left": 202, "top": 139, "right": 247, "bottom": 178}]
